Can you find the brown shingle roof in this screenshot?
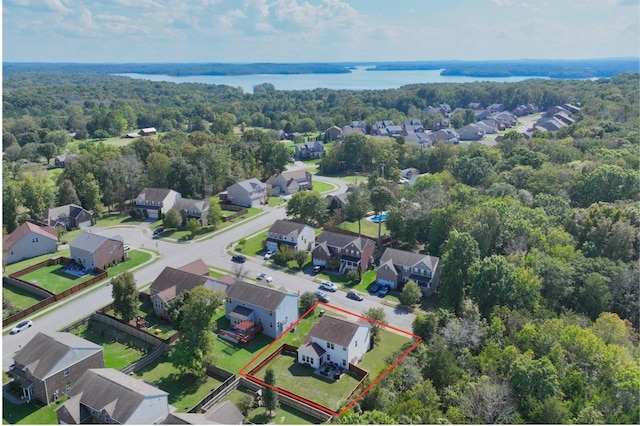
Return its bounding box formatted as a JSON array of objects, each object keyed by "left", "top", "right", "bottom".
[
  {"left": 3, "top": 222, "right": 58, "bottom": 249},
  {"left": 225, "top": 281, "right": 287, "bottom": 311},
  {"left": 306, "top": 316, "right": 366, "bottom": 347},
  {"left": 178, "top": 259, "right": 209, "bottom": 276},
  {"left": 150, "top": 267, "right": 208, "bottom": 296}
]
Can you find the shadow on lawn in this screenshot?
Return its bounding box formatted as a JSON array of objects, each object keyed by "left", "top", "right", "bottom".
[{"left": 154, "top": 372, "right": 207, "bottom": 406}]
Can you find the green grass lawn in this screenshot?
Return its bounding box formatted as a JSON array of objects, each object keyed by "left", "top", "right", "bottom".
[
  {"left": 20, "top": 264, "right": 96, "bottom": 294},
  {"left": 2, "top": 396, "right": 67, "bottom": 424},
  {"left": 95, "top": 212, "right": 142, "bottom": 228},
  {"left": 338, "top": 218, "right": 387, "bottom": 239},
  {"left": 107, "top": 250, "right": 152, "bottom": 277},
  {"left": 236, "top": 231, "right": 268, "bottom": 258},
  {"left": 225, "top": 387, "right": 320, "bottom": 424},
  {"left": 268, "top": 196, "right": 287, "bottom": 207},
  {"left": 71, "top": 321, "right": 148, "bottom": 370},
  {"left": 3, "top": 249, "right": 70, "bottom": 276},
  {"left": 265, "top": 354, "right": 361, "bottom": 411},
  {"left": 311, "top": 180, "right": 336, "bottom": 194},
  {"left": 133, "top": 354, "right": 223, "bottom": 412},
  {"left": 2, "top": 283, "right": 47, "bottom": 319},
  {"left": 357, "top": 329, "right": 414, "bottom": 375}
]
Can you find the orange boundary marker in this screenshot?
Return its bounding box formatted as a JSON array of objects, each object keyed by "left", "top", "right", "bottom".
[{"left": 238, "top": 301, "right": 421, "bottom": 417}]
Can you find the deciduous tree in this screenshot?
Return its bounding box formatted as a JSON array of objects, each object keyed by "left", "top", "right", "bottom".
[
  {"left": 399, "top": 280, "right": 422, "bottom": 306},
  {"left": 111, "top": 271, "right": 138, "bottom": 323},
  {"left": 163, "top": 208, "right": 182, "bottom": 229},
  {"left": 263, "top": 367, "right": 279, "bottom": 416}
]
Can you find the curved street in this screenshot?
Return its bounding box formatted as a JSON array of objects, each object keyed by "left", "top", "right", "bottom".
[{"left": 2, "top": 171, "right": 416, "bottom": 371}]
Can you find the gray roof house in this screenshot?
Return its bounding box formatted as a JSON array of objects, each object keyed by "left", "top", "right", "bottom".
[
  {"left": 325, "top": 125, "right": 343, "bottom": 141},
  {"left": 226, "top": 178, "right": 267, "bottom": 208},
  {"left": 266, "top": 219, "right": 315, "bottom": 252},
  {"left": 165, "top": 401, "right": 244, "bottom": 424},
  {"left": 43, "top": 203, "right": 93, "bottom": 230},
  {"left": 225, "top": 281, "right": 299, "bottom": 338},
  {"left": 267, "top": 170, "right": 313, "bottom": 196},
  {"left": 456, "top": 124, "right": 486, "bottom": 141},
  {"left": 312, "top": 231, "right": 376, "bottom": 274},
  {"left": 174, "top": 197, "right": 210, "bottom": 226},
  {"left": 294, "top": 140, "right": 325, "bottom": 160},
  {"left": 9, "top": 332, "right": 104, "bottom": 404},
  {"left": 55, "top": 368, "right": 169, "bottom": 425},
  {"left": 69, "top": 232, "right": 125, "bottom": 271},
  {"left": 376, "top": 247, "right": 440, "bottom": 296},
  {"left": 429, "top": 129, "right": 459, "bottom": 144},
  {"left": 134, "top": 187, "right": 181, "bottom": 220}
]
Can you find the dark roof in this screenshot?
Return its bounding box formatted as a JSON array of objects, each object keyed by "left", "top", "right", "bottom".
[
  {"left": 379, "top": 247, "right": 439, "bottom": 270},
  {"left": 136, "top": 187, "right": 174, "bottom": 202},
  {"left": 3, "top": 222, "right": 58, "bottom": 249},
  {"left": 268, "top": 219, "right": 309, "bottom": 236},
  {"left": 307, "top": 315, "right": 367, "bottom": 347},
  {"left": 69, "top": 232, "right": 123, "bottom": 252},
  {"left": 64, "top": 368, "right": 167, "bottom": 424},
  {"left": 226, "top": 281, "right": 289, "bottom": 311},
  {"left": 150, "top": 267, "right": 208, "bottom": 300},
  {"left": 178, "top": 259, "right": 209, "bottom": 276},
  {"left": 13, "top": 332, "right": 103, "bottom": 380},
  {"left": 165, "top": 401, "right": 244, "bottom": 425},
  {"left": 315, "top": 231, "right": 375, "bottom": 251}
]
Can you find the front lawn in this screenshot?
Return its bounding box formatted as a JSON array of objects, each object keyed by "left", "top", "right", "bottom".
[
  {"left": 71, "top": 321, "right": 149, "bottom": 370},
  {"left": 312, "top": 180, "right": 336, "bottom": 194},
  {"left": 107, "top": 250, "right": 152, "bottom": 276},
  {"left": 133, "top": 354, "right": 223, "bottom": 412},
  {"left": 236, "top": 231, "right": 268, "bottom": 258},
  {"left": 95, "top": 212, "right": 141, "bottom": 228},
  {"left": 226, "top": 387, "right": 320, "bottom": 424}
]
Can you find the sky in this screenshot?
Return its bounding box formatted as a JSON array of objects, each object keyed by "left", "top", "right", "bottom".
[{"left": 3, "top": 0, "right": 639, "bottom": 63}]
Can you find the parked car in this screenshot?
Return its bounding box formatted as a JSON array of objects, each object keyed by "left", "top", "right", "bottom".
[
  {"left": 264, "top": 250, "right": 275, "bottom": 260},
  {"left": 153, "top": 226, "right": 164, "bottom": 235},
  {"left": 377, "top": 285, "right": 391, "bottom": 297},
  {"left": 256, "top": 272, "right": 273, "bottom": 283},
  {"left": 369, "top": 283, "right": 381, "bottom": 294},
  {"left": 319, "top": 280, "right": 337, "bottom": 292},
  {"left": 315, "top": 290, "right": 330, "bottom": 303},
  {"left": 311, "top": 265, "right": 324, "bottom": 274},
  {"left": 231, "top": 254, "right": 247, "bottom": 263},
  {"left": 124, "top": 245, "right": 131, "bottom": 252},
  {"left": 347, "top": 290, "right": 364, "bottom": 301},
  {"left": 11, "top": 319, "right": 33, "bottom": 334}
]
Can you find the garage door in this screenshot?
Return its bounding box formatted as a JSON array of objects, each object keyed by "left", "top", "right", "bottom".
[{"left": 78, "top": 221, "right": 92, "bottom": 228}]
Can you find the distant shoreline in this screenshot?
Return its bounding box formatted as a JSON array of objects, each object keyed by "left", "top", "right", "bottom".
[{"left": 3, "top": 58, "right": 638, "bottom": 79}]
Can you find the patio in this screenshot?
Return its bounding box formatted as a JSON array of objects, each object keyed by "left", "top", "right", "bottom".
[{"left": 313, "top": 362, "right": 346, "bottom": 381}]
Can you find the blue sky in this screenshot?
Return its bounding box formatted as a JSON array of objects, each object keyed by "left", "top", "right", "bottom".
[{"left": 3, "top": 0, "right": 639, "bottom": 63}]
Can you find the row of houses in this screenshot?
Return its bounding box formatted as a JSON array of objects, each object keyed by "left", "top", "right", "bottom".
[{"left": 222, "top": 170, "right": 314, "bottom": 208}]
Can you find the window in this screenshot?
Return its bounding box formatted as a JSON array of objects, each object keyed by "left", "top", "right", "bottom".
[
  {"left": 326, "top": 342, "right": 334, "bottom": 350},
  {"left": 355, "top": 340, "right": 358, "bottom": 347},
  {"left": 269, "top": 322, "right": 273, "bottom": 328},
  {"left": 343, "top": 346, "right": 346, "bottom": 351},
  {"left": 66, "top": 381, "right": 71, "bottom": 391},
  {"left": 342, "top": 360, "right": 347, "bottom": 366},
  {"left": 64, "top": 368, "right": 70, "bottom": 377}
]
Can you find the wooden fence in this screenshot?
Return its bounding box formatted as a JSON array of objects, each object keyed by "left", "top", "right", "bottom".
[{"left": 188, "top": 366, "right": 237, "bottom": 413}]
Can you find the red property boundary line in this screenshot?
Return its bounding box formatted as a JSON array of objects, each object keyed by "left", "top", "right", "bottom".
[{"left": 238, "top": 301, "right": 422, "bottom": 417}]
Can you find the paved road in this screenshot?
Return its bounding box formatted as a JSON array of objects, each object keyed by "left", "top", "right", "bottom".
[{"left": 3, "top": 171, "right": 416, "bottom": 370}]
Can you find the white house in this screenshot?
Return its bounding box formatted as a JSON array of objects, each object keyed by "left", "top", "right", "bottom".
[
  {"left": 3, "top": 222, "right": 58, "bottom": 265},
  {"left": 225, "top": 281, "right": 298, "bottom": 339},
  {"left": 225, "top": 178, "right": 267, "bottom": 208},
  {"left": 134, "top": 187, "right": 181, "bottom": 219},
  {"left": 266, "top": 170, "right": 313, "bottom": 196},
  {"left": 297, "top": 315, "right": 370, "bottom": 369},
  {"left": 266, "top": 220, "right": 315, "bottom": 252}
]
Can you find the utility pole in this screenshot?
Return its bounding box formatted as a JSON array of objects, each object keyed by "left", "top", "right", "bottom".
[{"left": 380, "top": 161, "right": 386, "bottom": 180}]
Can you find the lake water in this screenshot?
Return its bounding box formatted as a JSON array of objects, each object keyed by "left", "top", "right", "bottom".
[{"left": 118, "top": 67, "right": 548, "bottom": 93}]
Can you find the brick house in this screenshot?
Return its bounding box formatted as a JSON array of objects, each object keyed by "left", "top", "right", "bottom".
[
  {"left": 311, "top": 231, "right": 376, "bottom": 274},
  {"left": 265, "top": 220, "right": 315, "bottom": 252},
  {"left": 9, "top": 332, "right": 104, "bottom": 404},
  {"left": 69, "top": 232, "right": 124, "bottom": 271},
  {"left": 376, "top": 247, "right": 440, "bottom": 296},
  {"left": 43, "top": 204, "right": 93, "bottom": 230},
  {"left": 267, "top": 170, "right": 313, "bottom": 196},
  {"left": 3, "top": 222, "right": 58, "bottom": 265},
  {"left": 175, "top": 197, "right": 210, "bottom": 227}
]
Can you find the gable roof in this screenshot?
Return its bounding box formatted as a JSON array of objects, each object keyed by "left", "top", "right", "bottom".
[
  {"left": 69, "top": 232, "right": 123, "bottom": 252},
  {"left": 63, "top": 368, "right": 168, "bottom": 424},
  {"left": 150, "top": 267, "right": 209, "bottom": 301},
  {"left": 136, "top": 187, "right": 175, "bottom": 203},
  {"left": 306, "top": 316, "right": 368, "bottom": 347},
  {"left": 3, "top": 222, "right": 58, "bottom": 249},
  {"left": 379, "top": 247, "right": 439, "bottom": 270},
  {"left": 178, "top": 259, "right": 209, "bottom": 276},
  {"left": 315, "top": 231, "right": 375, "bottom": 251},
  {"left": 44, "top": 204, "right": 90, "bottom": 222},
  {"left": 268, "top": 219, "right": 310, "bottom": 236},
  {"left": 226, "top": 281, "right": 289, "bottom": 311},
  {"left": 230, "top": 178, "right": 264, "bottom": 192},
  {"left": 13, "top": 332, "right": 103, "bottom": 380}
]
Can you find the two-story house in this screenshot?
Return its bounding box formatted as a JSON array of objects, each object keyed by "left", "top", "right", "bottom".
[
  {"left": 43, "top": 204, "right": 94, "bottom": 230},
  {"left": 3, "top": 222, "right": 58, "bottom": 265},
  {"left": 225, "top": 281, "right": 298, "bottom": 339},
  {"left": 312, "top": 231, "right": 375, "bottom": 274},
  {"left": 376, "top": 247, "right": 440, "bottom": 296},
  {"left": 226, "top": 178, "right": 267, "bottom": 208},
  {"left": 267, "top": 170, "right": 313, "bottom": 196},
  {"left": 55, "top": 368, "right": 169, "bottom": 424},
  {"left": 294, "top": 140, "right": 325, "bottom": 160},
  {"left": 174, "top": 197, "right": 210, "bottom": 226},
  {"left": 297, "top": 315, "right": 370, "bottom": 369},
  {"left": 266, "top": 220, "right": 315, "bottom": 253},
  {"left": 69, "top": 232, "right": 124, "bottom": 271},
  {"left": 134, "top": 187, "right": 181, "bottom": 219},
  {"left": 9, "top": 332, "right": 104, "bottom": 404}
]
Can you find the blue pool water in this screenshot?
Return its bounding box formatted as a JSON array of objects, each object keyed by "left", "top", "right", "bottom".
[{"left": 370, "top": 213, "right": 387, "bottom": 223}]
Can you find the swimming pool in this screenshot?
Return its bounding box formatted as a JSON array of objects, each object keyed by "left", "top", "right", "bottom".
[{"left": 370, "top": 213, "right": 387, "bottom": 223}]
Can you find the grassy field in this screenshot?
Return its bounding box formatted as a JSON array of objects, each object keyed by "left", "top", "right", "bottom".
[
  {"left": 20, "top": 264, "right": 98, "bottom": 294},
  {"left": 2, "top": 283, "right": 47, "bottom": 319},
  {"left": 225, "top": 387, "right": 321, "bottom": 424},
  {"left": 311, "top": 180, "right": 336, "bottom": 194},
  {"left": 338, "top": 218, "right": 387, "bottom": 239},
  {"left": 71, "top": 321, "right": 148, "bottom": 370},
  {"left": 134, "top": 354, "right": 223, "bottom": 413}
]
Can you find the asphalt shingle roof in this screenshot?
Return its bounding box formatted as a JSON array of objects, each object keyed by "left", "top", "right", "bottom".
[{"left": 226, "top": 281, "right": 288, "bottom": 311}]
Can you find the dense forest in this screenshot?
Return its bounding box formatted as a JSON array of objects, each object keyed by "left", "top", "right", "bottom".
[{"left": 3, "top": 69, "right": 639, "bottom": 424}]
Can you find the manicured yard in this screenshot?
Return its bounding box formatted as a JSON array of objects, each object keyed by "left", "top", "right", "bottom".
[
  {"left": 2, "top": 396, "right": 67, "bottom": 424},
  {"left": 268, "top": 196, "right": 287, "bottom": 207},
  {"left": 71, "top": 321, "right": 149, "bottom": 370},
  {"left": 3, "top": 249, "right": 70, "bottom": 276},
  {"left": 236, "top": 230, "right": 268, "bottom": 258},
  {"left": 107, "top": 250, "right": 152, "bottom": 276},
  {"left": 2, "top": 283, "right": 47, "bottom": 319},
  {"left": 212, "top": 333, "right": 275, "bottom": 373},
  {"left": 338, "top": 218, "right": 388, "bottom": 239},
  {"left": 133, "top": 354, "right": 223, "bottom": 412},
  {"left": 357, "top": 328, "right": 414, "bottom": 375},
  {"left": 312, "top": 180, "right": 336, "bottom": 194},
  {"left": 226, "top": 387, "right": 321, "bottom": 424},
  {"left": 95, "top": 212, "right": 142, "bottom": 227},
  {"left": 20, "top": 264, "right": 98, "bottom": 294},
  {"left": 265, "top": 354, "right": 361, "bottom": 411}
]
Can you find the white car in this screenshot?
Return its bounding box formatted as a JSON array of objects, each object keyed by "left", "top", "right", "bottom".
[
  {"left": 11, "top": 319, "right": 33, "bottom": 334},
  {"left": 319, "top": 280, "right": 338, "bottom": 292},
  {"left": 257, "top": 272, "right": 273, "bottom": 283},
  {"left": 264, "top": 250, "right": 275, "bottom": 260}
]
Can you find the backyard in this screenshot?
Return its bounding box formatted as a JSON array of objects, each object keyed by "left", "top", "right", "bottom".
[
  {"left": 2, "top": 283, "right": 47, "bottom": 319},
  {"left": 2, "top": 395, "right": 67, "bottom": 425},
  {"left": 226, "top": 386, "right": 322, "bottom": 424},
  {"left": 19, "top": 263, "right": 99, "bottom": 294}
]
